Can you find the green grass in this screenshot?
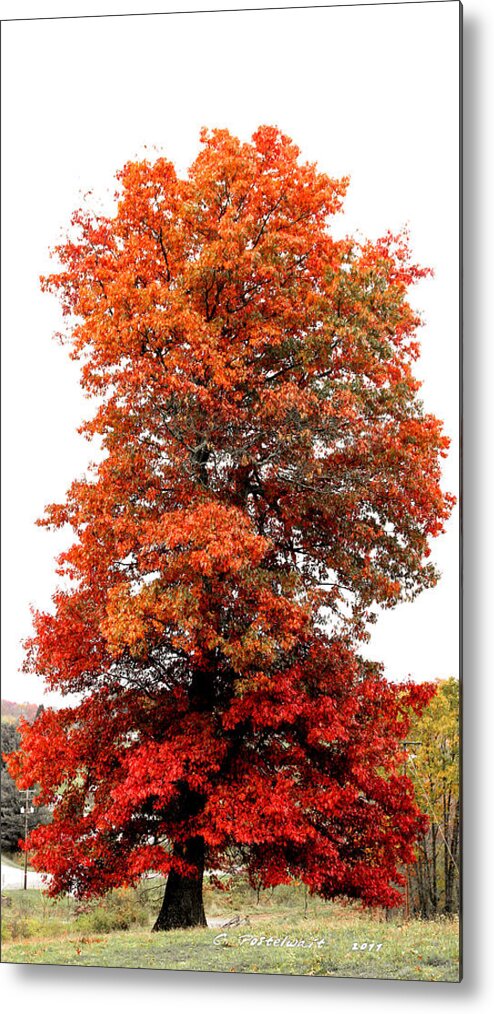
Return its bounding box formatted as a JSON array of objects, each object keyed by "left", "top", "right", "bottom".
[{"left": 1, "top": 880, "right": 460, "bottom": 980}]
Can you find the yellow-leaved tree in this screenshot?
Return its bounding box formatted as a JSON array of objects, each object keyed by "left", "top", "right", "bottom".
[{"left": 407, "top": 678, "right": 460, "bottom": 917}]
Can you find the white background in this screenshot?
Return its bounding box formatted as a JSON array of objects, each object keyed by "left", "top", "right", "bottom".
[{"left": 1, "top": 0, "right": 492, "bottom": 1010}]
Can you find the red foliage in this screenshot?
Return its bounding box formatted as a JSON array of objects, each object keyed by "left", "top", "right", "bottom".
[{"left": 8, "top": 127, "right": 451, "bottom": 908}]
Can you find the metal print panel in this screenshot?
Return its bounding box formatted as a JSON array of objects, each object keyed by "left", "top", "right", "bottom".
[{"left": 1, "top": 0, "right": 462, "bottom": 983}]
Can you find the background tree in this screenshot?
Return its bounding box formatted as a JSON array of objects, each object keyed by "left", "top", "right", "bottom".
[
  {"left": 406, "top": 677, "right": 460, "bottom": 917},
  {"left": 1, "top": 701, "right": 38, "bottom": 724},
  {"left": 1, "top": 719, "right": 51, "bottom": 854},
  {"left": 8, "top": 126, "right": 452, "bottom": 929}
]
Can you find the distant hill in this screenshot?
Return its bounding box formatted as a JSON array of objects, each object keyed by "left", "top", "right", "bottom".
[{"left": 1, "top": 700, "right": 38, "bottom": 724}]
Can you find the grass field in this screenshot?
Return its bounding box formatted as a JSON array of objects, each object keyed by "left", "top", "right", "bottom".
[{"left": 1, "top": 877, "right": 460, "bottom": 981}]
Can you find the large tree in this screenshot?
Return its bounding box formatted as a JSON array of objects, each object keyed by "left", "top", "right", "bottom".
[{"left": 8, "top": 127, "right": 452, "bottom": 930}]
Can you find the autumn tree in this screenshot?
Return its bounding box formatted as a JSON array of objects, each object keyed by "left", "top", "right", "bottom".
[
  {"left": 406, "top": 677, "right": 460, "bottom": 917},
  {"left": 8, "top": 127, "right": 452, "bottom": 930}
]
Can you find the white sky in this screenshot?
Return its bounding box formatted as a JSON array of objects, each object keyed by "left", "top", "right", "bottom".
[{"left": 1, "top": 1, "right": 460, "bottom": 705}]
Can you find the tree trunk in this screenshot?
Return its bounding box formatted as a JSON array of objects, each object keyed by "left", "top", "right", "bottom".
[
  {"left": 153, "top": 836, "right": 207, "bottom": 931},
  {"left": 444, "top": 801, "right": 460, "bottom": 914},
  {"left": 415, "top": 834, "right": 431, "bottom": 918},
  {"left": 430, "top": 823, "right": 438, "bottom": 914}
]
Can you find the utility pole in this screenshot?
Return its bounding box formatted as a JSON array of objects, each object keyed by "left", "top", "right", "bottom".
[
  {"left": 20, "top": 788, "right": 34, "bottom": 890},
  {"left": 402, "top": 741, "right": 422, "bottom": 921}
]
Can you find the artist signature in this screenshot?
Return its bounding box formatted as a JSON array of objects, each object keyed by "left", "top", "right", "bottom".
[{"left": 213, "top": 932, "right": 327, "bottom": 948}]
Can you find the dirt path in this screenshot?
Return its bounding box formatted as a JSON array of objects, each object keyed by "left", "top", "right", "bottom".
[{"left": 1, "top": 861, "right": 50, "bottom": 890}]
